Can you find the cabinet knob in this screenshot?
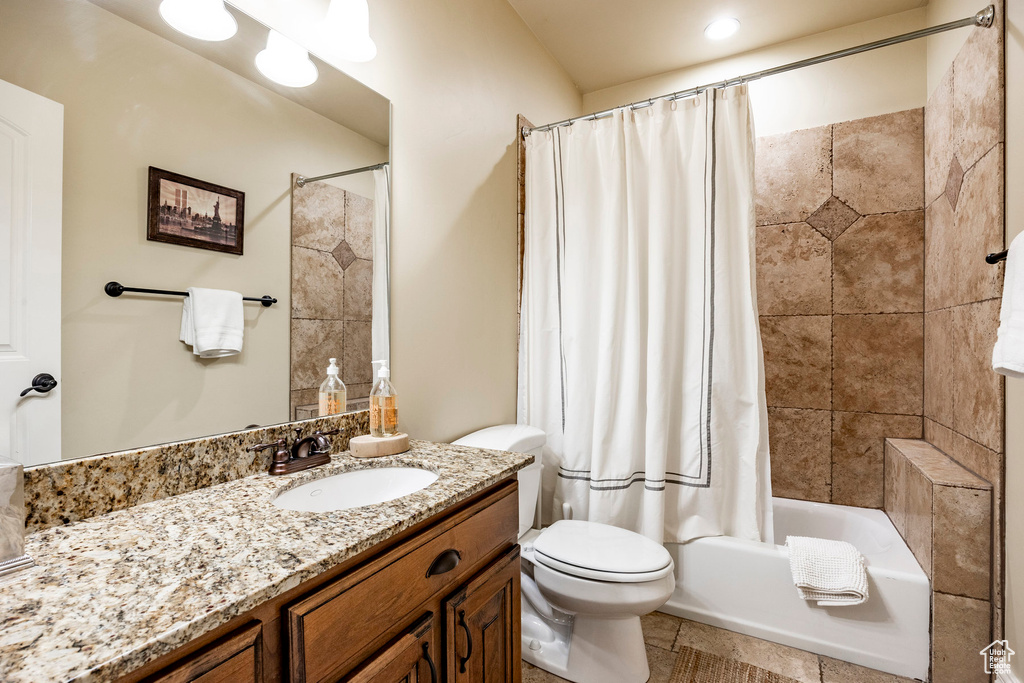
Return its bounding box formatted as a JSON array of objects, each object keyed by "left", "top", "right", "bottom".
[{"left": 426, "top": 549, "right": 461, "bottom": 577}]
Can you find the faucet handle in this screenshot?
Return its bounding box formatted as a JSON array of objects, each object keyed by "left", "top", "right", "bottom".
[
  {"left": 310, "top": 428, "right": 343, "bottom": 455},
  {"left": 247, "top": 438, "right": 286, "bottom": 453},
  {"left": 250, "top": 439, "right": 292, "bottom": 474}
]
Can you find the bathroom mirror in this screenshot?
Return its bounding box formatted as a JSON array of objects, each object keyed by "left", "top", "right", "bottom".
[{"left": 0, "top": 0, "right": 391, "bottom": 465}]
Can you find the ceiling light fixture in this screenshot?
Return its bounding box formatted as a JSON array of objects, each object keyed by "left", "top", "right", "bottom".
[
  {"left": 323, "top": 0, "right": 377, "bottom": 62},
  {"left": 158, "top": 0, "right": 237, "bottom": 42},
  {"left": 255, "top": 30, "right": 319, "bottom": 88},
  {"left": 704, "top": 17, "right": 740, "bottom": 40}
]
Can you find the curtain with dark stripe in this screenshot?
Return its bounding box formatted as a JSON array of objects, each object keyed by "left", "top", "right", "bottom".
[{"left": 518, "top": 87, "right": 772, "bottom": 544}]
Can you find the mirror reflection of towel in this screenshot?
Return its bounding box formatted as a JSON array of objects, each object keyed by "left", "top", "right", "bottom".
[
  {"left": 0, "top": 459, "right": 23, "bottom": 561},
  {"left": 180, "top": 287, "right": 244, "bottom": 358}
]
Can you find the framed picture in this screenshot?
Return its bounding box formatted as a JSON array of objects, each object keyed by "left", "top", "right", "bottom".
[{"left": 147, "top": 166, "right": 245, "bottom": 255}]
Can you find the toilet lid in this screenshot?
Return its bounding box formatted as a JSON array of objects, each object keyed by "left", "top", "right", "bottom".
[{"left": 532, "top": 520, "right": 672, "bottom": 582}]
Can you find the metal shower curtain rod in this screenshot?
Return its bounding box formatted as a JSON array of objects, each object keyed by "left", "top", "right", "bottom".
[
  {"left": 296, "top": 161, "right": 389, "bottom": 187},
  {"left": 523, "top": 5, "right": 995, "bottom": 137}
]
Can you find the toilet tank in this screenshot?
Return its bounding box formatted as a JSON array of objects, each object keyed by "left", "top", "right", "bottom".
[{"left": 452, "top": 424, "right": 545, "bottom": 537}]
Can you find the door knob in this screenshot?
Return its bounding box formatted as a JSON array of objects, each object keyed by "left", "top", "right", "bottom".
[{"left": 20, "top": 373, "right": 57, "bottom": 397}]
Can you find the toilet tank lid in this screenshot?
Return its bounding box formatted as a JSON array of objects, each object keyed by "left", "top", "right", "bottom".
[{"left": 452, "top": 424, "right": 546, "bottom": 453}]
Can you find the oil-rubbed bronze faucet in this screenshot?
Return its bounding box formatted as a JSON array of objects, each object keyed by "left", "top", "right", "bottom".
[{"left": 248, "top": 427, "right": 344, "bottom": 476}]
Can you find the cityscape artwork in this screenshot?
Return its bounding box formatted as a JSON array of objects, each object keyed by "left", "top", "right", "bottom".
[{"left": 147, "top": 166, "right": 245, "bottom": 255}]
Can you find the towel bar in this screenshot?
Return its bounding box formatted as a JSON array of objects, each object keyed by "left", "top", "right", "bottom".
[
  {"left": 987, "top": 250, "right": 1008, "bottom": 264},
  {"left": 104, "top": 281, "right": 276, "bottom": 307}
]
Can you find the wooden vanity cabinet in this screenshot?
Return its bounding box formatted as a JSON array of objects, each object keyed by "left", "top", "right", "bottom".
[
  {"left": 122, "top": 479, "right": 521, "bottom": 683},
  {"left": 444, "top": 547, "right": 521, "bottom": 683},
  {"left": 142, "top": 621, "right": 263, "bottom": 683},
  {"left": 340, "top": 613, "right": 438, "bottom": 683}
]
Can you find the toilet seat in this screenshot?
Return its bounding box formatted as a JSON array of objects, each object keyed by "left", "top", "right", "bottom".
[{"left": 532, "top": 520, "right": 673, "bottom": 583}]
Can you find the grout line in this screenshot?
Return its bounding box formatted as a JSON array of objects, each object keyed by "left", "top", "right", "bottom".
[
  {"left": 770, "top": 405, "right": 923, "bottom": 419},
  {"left": 924, "top": 297, "right": 1003, "bottom": 314},
  {"left": 761, "top": 311, "right": 925, "bottom": 318}
]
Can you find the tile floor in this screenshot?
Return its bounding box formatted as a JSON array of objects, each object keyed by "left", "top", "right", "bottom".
[{"left": 521, "top": 611, "right": 919, "bottom": 683}]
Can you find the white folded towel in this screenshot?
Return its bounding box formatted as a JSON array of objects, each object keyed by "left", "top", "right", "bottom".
[
  {"left": 994, "top": 232, "right": 1024, "bottom": 378},
  {"left": 180, "top": 287, "right": 244, "bottom": 358},
  {"left": 785, "top": 536, "right": 868, "bottom": 607}
]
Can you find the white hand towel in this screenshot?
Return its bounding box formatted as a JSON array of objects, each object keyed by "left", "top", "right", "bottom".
[
  {"left": 994, "top": 233, "right": 1024, "bottom": 378},
  {"left": 785, "top": 536, "right": 868, "bottom": 607},
  {"left": 179, "top": 287, "right": 244, "bottom": 358}
]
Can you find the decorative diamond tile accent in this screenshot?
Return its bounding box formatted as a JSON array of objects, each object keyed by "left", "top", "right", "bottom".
[
  {"left": 332, "top": 239, "right": 357, "bottom": 270},
  {"left": 945, "top": 156, "right": 964, "bottom": 211},
  {"left": 805, "top": 196, "right": 861, "bottom": 241}
]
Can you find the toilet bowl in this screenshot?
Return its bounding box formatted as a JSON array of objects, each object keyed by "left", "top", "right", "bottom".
[{"left": 453, "top": 425, "right": 675, "bottom": 683}]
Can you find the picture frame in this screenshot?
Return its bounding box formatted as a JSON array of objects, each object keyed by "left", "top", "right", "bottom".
[{"left": 147, "top": 166, "right": 245, "bottom": 255}]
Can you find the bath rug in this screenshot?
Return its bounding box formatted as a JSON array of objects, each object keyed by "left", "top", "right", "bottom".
[{"left": 670, "top": 646, "right": 801, "bottom": 683}]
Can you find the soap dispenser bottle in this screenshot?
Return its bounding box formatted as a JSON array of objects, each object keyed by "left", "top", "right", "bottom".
[
  {"left": 369, "top": 360, "right": 398, "bottom": 437},
  {"left": 318, "top": 358, "right": 347, "bottom": 416}
]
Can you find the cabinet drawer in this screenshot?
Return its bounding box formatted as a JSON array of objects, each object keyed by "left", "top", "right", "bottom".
[
  {"left": 145, "top": 621, "right": 262, "bottom": 683},
  {"left": 288, "top": 487, "right": 517, "bottom": 683}
]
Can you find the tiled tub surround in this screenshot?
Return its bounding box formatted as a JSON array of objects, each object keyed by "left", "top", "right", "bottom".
[
  {"left": 922, "top": 0, "right": 1005, "bottom": 649},
  {"left": 290, "top": 175, "right": 376, "bottom": 418},
  {"left": 24, "top": 410, "right": 369, "bottom": 532},
  {"left": 754, "top": 108, "right": 926, "bottom": 508},
  {"left": 0, "top": 441, "right": 532, "bottom": 683},
  {"left": 885, "top": 439, "right": 994, "bottom": 683}
]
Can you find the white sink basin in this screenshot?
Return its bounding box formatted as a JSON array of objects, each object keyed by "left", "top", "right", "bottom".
[{"left": 273, "top": 467, "right": 439, "bottom": 513}]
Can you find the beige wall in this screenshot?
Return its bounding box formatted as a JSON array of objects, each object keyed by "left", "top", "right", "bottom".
[
  {"left": 233, "top": 0, "right": 583, "bottom": 442},
  {"left": 581, "top": 8, "right": 930, "bottom": 137},
  {"left": 1005, "top": 0, "right": 1023, "bottom": 674},
  {"left": 0, "top": 0, "right": 387, "bottom": 460},
  {"left": 926, "top": 0, "right": 978, "bottom": 95}
]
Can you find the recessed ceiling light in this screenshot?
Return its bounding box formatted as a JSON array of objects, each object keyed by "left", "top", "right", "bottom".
[
  {"left": 158, "top": 0, "right": 237, "bottom": 42},
  {"left": 255, "top": 30, "right": 319, "bottom": 88},
  {"left": 704, "top": 17, "right": 740, "bottom": 40}
]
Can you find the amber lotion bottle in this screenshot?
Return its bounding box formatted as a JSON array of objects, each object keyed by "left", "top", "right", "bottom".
[
  {"left": 369, "top": 360, "right": 398, "bottom": 437},
  {"left": 318, "top": 358, "right": 347, "bottom": 416}
]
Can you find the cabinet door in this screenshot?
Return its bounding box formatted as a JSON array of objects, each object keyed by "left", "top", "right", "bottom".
[
  {"left": 342, "top": 613, "right": 439, "bottom": 683},
  {"left": 145, "top": 621, "right": 262, "bottom": 683},
  {"left": 444, "top": 546, "right": 521, "bottom": 683}
]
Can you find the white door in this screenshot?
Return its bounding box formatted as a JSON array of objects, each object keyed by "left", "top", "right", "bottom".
[{"left": 0, "top": 79, "right": 63, "bottom": 466}]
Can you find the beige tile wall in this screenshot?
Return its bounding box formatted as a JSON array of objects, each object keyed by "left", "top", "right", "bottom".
[
  {"left": 922, "top": 6, "right": 1006, "bottom": 647},
  {"left": 755, "top": 108, "right": 926, "bottom": 508},
  {"left": 290, "top": 176, "right": 375, "bottom": 418}
]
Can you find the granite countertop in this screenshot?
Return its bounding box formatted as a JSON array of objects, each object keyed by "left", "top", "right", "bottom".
[{"left": 0, "top": 441, "right": 532, "bottom": 683}]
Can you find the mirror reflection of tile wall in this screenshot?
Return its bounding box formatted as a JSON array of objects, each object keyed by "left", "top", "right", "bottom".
[{"left": 290, "top": 175, "right": 375, "bottom": 419}]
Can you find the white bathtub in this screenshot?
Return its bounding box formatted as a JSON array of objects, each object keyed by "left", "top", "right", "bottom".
[{"left": 661, "top": 497, "right": 930, "bottom": 680}]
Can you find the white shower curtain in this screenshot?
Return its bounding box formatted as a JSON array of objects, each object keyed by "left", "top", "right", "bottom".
[{"left": 517, "top": 87, "right": 772, "bottom": 544}]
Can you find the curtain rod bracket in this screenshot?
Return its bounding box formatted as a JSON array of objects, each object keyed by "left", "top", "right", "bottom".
[{"left": 976, "top": 5, "right": 995, "bottom": 27}]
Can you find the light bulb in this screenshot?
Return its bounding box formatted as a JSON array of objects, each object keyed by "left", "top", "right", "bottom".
[
  {"left": 255, "top": 30, "right": 319, "bottom": 88},
  {"left": 158, "top": 0, "right": 237, "bottom": 41},
  {"left": 323, "top": 0, "right": 377, "bottom": 62},
  {"left": 704, "top": 17, "right": 740, "bottom": 40}
]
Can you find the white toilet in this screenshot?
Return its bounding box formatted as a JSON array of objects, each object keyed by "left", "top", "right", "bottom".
[{"left": 453, "top": 425, "right": 675, "bottom": 683}]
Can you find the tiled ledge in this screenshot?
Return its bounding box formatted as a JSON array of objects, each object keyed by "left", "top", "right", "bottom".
[
  {"left": 885, "top": 438, "right": 992, "bottom": 598},
  {"left": 884, "top": 437, "right": 994, "bottom": 683}
]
